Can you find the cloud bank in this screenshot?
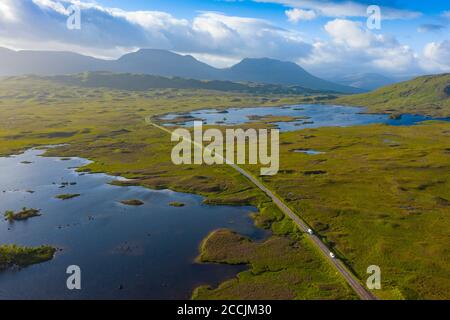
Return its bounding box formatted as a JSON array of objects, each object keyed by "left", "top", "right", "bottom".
[
  {"left": 0, "top": 0, "right": 312, "bottom": 62},
  {"left": 300, "top": 19, "right": 421, "bottom": 76},
  {"left": 257, "top": 0, "right": 422, "bottom": 20},
  {"left": 0, "top": 0, "right": 448, "bottom": 76}
]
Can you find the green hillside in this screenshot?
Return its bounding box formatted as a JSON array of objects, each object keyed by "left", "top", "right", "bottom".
[
  {"left": 335, "top": 73, "right": 450, "bottom": 117},
  {"left": 20, "top": 72, "right": 333, "bottom": 95}
]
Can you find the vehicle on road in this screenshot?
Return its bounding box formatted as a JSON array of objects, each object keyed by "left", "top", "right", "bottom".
[
  {"left": 307, "top": 228, "right": 314, "bottom": 235},
  {"left": 329, "top": 252, "right": 336, "bottom": 259}
]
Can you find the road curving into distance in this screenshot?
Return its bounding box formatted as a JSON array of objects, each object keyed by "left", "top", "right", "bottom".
[{"left": 146, "top": 118, "right": 378, "bottom": 300}]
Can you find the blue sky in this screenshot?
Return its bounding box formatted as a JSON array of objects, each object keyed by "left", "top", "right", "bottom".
[
  {"left": 96, "top": 0, "right": 448, "bottom": 16},
  {"left": 93, "top": 0, "right": 449, "bottom": 47},
  {"left": 0, "top": 0, "right": 449, "bottom": 77}
]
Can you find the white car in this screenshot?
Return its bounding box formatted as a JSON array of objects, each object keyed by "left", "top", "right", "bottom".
[
  {"left": 307, "top": 228, "right": 314, "bottom": 235},
  {"left": 329, "top": 252, "right": 336, "bottom": 259}
]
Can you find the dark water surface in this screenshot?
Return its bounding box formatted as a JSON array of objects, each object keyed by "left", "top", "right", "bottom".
[
  {"left": 0, "top": 148, "right": 267, "bottom": 299},
  {"left": 161, "top": 104, "right": 449, "bottom": 131}
]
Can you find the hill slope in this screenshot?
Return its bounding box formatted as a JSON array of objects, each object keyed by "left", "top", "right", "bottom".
[
  {"left": 0, "top": 47, "right": 359, "bottom": 94},
  {"left": 112, "top": 49, "right": 221, "bottom": 80},
  {"left": 0, "top": 47, "right": 109, "bottom": 75},
  {"left": 335, "top": 73, "right": 450, "bottom": 117},
  {"left": 224, "top": 58, "right": 361, "bottom": 94},
  {"left": 19, "top": 72, "right": 330, "bottom": 95}
]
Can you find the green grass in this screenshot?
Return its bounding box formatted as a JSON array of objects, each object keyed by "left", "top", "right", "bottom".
[
  {"left": 334, "top": 73, "right": 450, "bottom": 117},
  {"left": 0, "top": 76, "right": 311, "bottom": 157},
  {"left": 0, "top": 75, "right": 448, "bottom": 299},
  {"left": 48, "top": 71, "right": 329, "bottom": 95},
  {"left": 0, "top": 77, "right": 356, "bottom": 299},
  {"left": 194, "top": 229, "right": 356, "bottom": 300},
  {"left": 0, "top": 244, "right": 56, "bottom": 270},
  {"left": 242, "top": 121, "right": 450, "bottom": 299}
]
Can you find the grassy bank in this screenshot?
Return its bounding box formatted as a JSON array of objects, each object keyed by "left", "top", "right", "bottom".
[{"left": 334, "top": 73, "right": 450, "bottom": 117}]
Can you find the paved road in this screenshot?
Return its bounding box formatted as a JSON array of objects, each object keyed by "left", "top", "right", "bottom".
[
  {"left": 147, "top": 119, "right": 377, "bottom": 300},
  {"left": 230, "top": 163, "right": 377, "bottom": 300}
]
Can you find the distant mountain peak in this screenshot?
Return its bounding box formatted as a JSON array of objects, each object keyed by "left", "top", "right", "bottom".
[
  {"left": 0, "top": 47, "right": 361, "bottom": 93},
  {"left": 227, "top": 56, "right": 360, "bottom": 93},
  {"left": 235, "top": 57, "right": 299, "bottom": 67}
]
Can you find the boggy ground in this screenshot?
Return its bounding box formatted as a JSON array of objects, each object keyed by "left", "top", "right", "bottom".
[
  {"left": 242, "top": 121, "right": 450, "bottom": 299},
  {"left": 194, "top": 229, "right": 355, "bottom": 300},
  {"left": 0, "top": 77, "right": 448, "bottom": 299},
  {"left": 0, "top": 78, "right": 356, "bottom": 299}
]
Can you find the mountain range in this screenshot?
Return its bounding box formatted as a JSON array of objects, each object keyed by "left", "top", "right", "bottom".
[{"left": 0, "top": 47, "right": 362, "bottom": 94}]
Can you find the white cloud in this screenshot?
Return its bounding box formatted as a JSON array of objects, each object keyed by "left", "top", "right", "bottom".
[
  {"left": 300, "top": 18, "right": 420, "bottom": 77},
  {"left": 0, "top": 1, "right": 18, "bottom": 22},
  {"left": 286, "top": 8, "right": 317, "bottom": 23},
  {"left": 422, "top": 41, "right": 450, "bottom": 72},
  {"left": 0, "top": 0, "right": 312, "bottom": 62},
  {"left": 190, "top": 12, "right": 311, "bottom": 60},
  {"left": 324, "top": 19, "right": 372, "bottom": 48},
  {"left": 255, "top": 0, "right": 421, "bottom": 20},
  {"left": 0, "top": 0, "right": 444, "bottom": 77},
  {"left": 32, "top": 0, "right": 69, "bottom": 15}
]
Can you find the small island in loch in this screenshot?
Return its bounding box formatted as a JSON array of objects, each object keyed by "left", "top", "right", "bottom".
[
  {"left": 55, "top": 194, "right": 81, "bottom": 200},
  {"left": 4, "top": 208, "right": 41, "bottom": 222},
  {"left": 0, "top": 244, "right": 56, "bottom": 271},
  {"left": 120, "top": 199, "right": 145, "bottom": 206},
  {"left": 169, "top": 201, "right": 186, "bottom": 207}
]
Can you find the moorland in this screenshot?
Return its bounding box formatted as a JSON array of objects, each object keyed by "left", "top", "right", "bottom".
[{"left": 0, "top": 73, "right": 448, "bottom": 299}]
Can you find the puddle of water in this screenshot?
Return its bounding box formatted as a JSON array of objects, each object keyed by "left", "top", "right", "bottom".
[
  {"left": 292, "top": 149, "right": 324, "bottom": 155},
  {"left": 0, "top": 148, "right": 268, "bottom": 299}
]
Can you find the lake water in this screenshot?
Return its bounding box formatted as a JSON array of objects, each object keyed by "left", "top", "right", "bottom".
[
  {"left": 0, "top": 148, "right": 268, "bottom": 299},
  {"left": 160, "top": 104, "right": 449, "bottom": 132}
]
